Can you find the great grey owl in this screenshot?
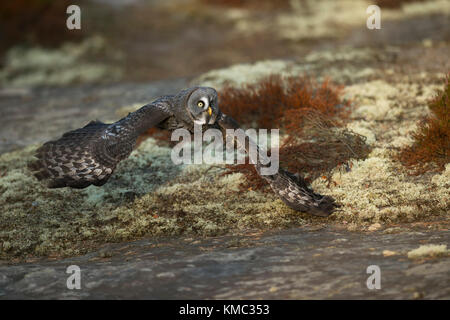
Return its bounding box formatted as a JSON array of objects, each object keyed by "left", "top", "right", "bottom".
[{"left": 29, "top": 87, "right": 337, "bottom": 216}]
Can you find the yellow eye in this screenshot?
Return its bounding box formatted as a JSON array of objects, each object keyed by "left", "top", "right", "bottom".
[{"left": 197, "top": 101, "right": 204, "bottom": 108}]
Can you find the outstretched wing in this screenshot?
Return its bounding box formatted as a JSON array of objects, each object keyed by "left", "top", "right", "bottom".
[
  {"left": 29, "top": 101, "right": 172, "bottom": 188},
  {"left": 217, "top": 112, "right": 338, "bottom": 217}
]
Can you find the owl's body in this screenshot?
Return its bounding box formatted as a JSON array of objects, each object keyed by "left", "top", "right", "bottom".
[{"left": 30, "top": 87, "right": 337, "bottom": 216}]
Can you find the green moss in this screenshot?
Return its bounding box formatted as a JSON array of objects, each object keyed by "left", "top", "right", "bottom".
[
  {"left": 225, "top": 0, "right": 449, "bottom": 42},
  {"left": 1, "top": 48, "right": 449, "bottom": 261},
  {"left": 0, "top": 36, "right": 122, "bottom": 88},
  {"left": 407, "top": 244, "right": 449, "bottom": 259},
  {"left": 311, "top": 78, "right": 450, "bottom": 225},
  {"left": 0, "top": 138, "right": 309, "bottom": 260}
]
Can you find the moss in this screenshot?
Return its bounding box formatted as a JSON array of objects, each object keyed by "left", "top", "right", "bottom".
[
  {"left": 310, "top": 77, "right": 449, "bottom": 224},
  {"left": 192, "top": 60, "right": 307, "bottom": 89},
  {"left": 312, "top": 149, "right": 449, "bottom": 224},
  {"left": 0, "top": 36, "right": 123, "bottom": 88},
  {"left": 407, "top": 244, "right": 449, "bottom": 259},
  {"left": 431, "top": 164, "right": 450, "bottom": 188},
  {"left": 191, "top": 48, "right": 399, "bottom": 89},
  {"left": 0, "top": 138, "right": 310, "bottom": 260},
  {"left": 215, "top": 74, "right": 369, "bottom": 189},
  {"left": 381, "top": 0, "right": 449, "bottom": 16},
  {"left": 1, "top": 48, "right": 449, "bottom": 261},
  {"left": 228, "top": 0, "right": 449, "bottom": 42}
]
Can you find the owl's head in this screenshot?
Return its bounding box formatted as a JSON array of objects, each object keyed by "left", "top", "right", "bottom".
[{"left": 185, "top": 87, "right": 219, "bottom": 125}]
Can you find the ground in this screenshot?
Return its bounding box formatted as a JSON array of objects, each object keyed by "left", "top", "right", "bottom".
[
  {"left": 1, "top": 225, "right": 449, "bottom": 299},
  {"left": 0, "top": 0, "right": 448, "bottom": 299}
]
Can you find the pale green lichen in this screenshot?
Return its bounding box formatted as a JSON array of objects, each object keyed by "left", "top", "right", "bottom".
[
  {"left": 0, "top": 36, "right": 123, "bottom": 88},
  {"left": 192, "top": 60, "right": 310, "bottom": 89},
  {"left": 431, "top": 164, "right": 450, "bottom": 188},
  {"left": 191, "top": 47, "right": 398, "bottom": 89},
  {"left": 229, "top": 0, "right": 449, "bottom": 42},
  {"left": 312, "top": 149, "right": 449, "bottom": 224},
  {"left": 1, "top": 47, "right": 449, "bottom": 260},
  {"left": 311, "top": 77, "right": 449, "bottom": 225},
  {"left": 407, "top": 244, "right": 449, "bottom": 259},
  {"left": 0, "top": 138, "right": 308, "bottom": 259}
]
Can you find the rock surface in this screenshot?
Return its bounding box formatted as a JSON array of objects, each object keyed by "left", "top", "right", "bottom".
[
  {"left": 1, "top": 226, "right": 448, "bottom": 299},
  {"left": 0, "top": 79, "right": 187, "bottom": 154}
]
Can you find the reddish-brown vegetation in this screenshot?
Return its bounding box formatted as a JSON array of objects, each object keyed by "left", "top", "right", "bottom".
[
  {"left": 397, "top": 75, "right": 450, "bottom": 174},
  {"left": 218, "top": 75, "right": 349, "bottom": 130},
  {"left": 139, "top": 75, "right": 370, "bottom": 189},
  {"left": 219, "top": 75, "right": 369, "bottom": 189}
]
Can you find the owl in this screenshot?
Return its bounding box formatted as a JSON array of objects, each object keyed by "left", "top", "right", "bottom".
[{"left": 29, "top": 87, "right": 337, "bottom": 217}]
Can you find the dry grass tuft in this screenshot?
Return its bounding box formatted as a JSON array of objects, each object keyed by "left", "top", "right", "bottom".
[
  {"left": 397, "top": 75, "right": 449, "bottom": 174},
  {"left": 218, "top": 75, "right": 370, "bottom": 188},
  {"left": 280, "top": 120, "right": 371, "bottom": 183}
]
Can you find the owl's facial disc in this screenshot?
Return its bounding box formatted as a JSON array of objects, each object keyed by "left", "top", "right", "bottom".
[{"left": 187, "top": 87, "right": 218, "bottom": 125}]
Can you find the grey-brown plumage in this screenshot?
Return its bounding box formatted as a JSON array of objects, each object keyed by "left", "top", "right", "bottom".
[
  {"left": 29, "top": 97, "right": 173, "bottom": 188},
  {"left": 264, "top": 168, "right": 337, "bottom": 217},
  {"left": 29, "top": 86, "right": 337, "bottom": 216},
  {"left": 217, "top": 112, "right": 338, "bottom": 216}
]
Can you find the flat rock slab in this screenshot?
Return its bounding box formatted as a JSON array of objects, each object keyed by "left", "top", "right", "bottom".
[
  {"left": 1, "top": 227, "right": 448, "bottom": 299},
  {"left": 0, "top": 79, "right": 188, "bottom": 154}
]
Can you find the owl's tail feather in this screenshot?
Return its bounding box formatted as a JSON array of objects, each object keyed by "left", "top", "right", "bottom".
[
  {"left": 217, "top": 112, "right": 339, "bottom": 217},
  {"left": 264, "top": 168, "right": 338, "bottom": 217}
]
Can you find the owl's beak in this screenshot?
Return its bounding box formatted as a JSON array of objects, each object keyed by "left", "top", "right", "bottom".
[{"left": 207, "top": 107, "right": 212, "bottom": 116}]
